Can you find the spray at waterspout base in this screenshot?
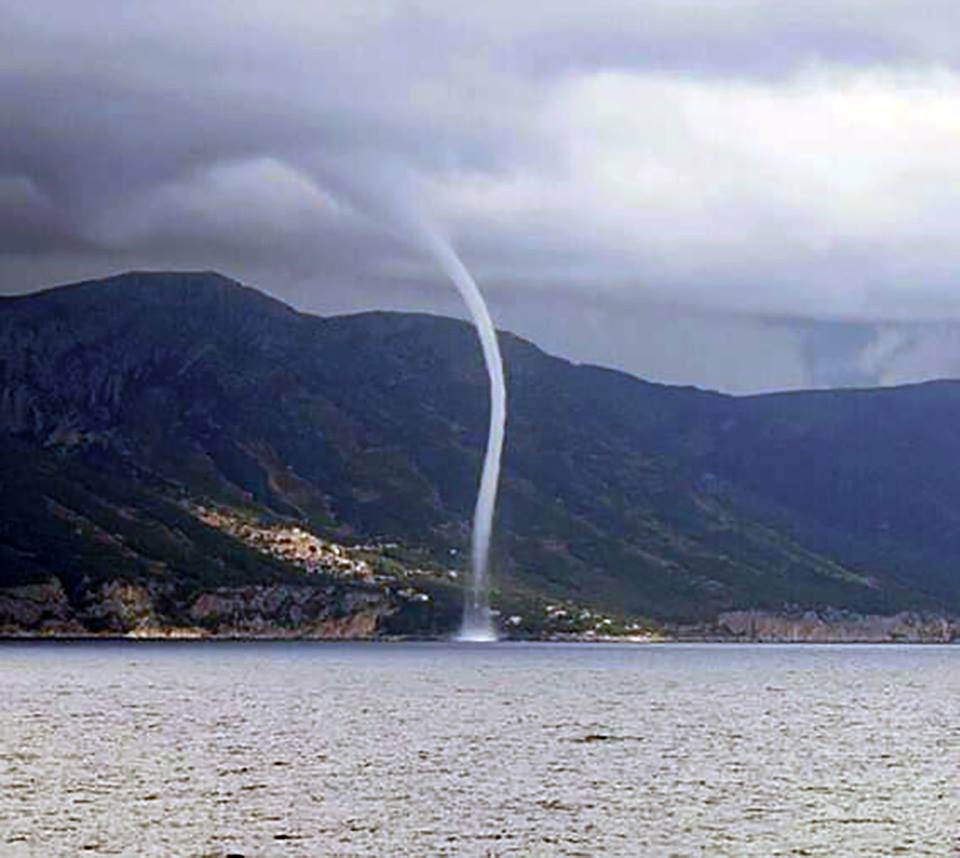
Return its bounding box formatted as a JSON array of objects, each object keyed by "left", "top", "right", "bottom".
[
  {"left": 455, "top": 616, "right": 498, "bottom": 643},
  {"left": 455, "top": 599, "right": 498, "bottom": 643}
]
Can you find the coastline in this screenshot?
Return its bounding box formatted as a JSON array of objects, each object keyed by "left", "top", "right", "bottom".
[
  {"left": 3, "top": 577, "right": 957, "bottom": 644},
  {"left": 1, "top": 631, "right": 957, "bottom": 644}
]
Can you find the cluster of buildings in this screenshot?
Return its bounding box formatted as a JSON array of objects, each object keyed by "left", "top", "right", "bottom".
[
  {"left": 188, "top": 506, "right": 447, "bottom": 612},
  {"left": 191, "top": 505, "right": 380, "bottom": 583},
  {"left": 542, "top": 603, "right": 649, "bottom": 638},
  {"left": 187, "top": 505, "right": 659, "bottom": 636}
]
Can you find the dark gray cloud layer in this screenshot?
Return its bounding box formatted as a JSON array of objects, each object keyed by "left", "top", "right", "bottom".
[{"left": 3, "top": 1, "right": 960, "bottom": 391}]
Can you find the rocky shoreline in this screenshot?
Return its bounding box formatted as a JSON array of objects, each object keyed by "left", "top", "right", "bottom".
[
  {"left": 708, "top": 608, "right": 959, "bottom": 643},
  {"left": 3, "top": 617, "right": 957, "bottom": 644},
  {"left": 0, "top": 576, "right": 400, "bottom": 641},
  {"left": 2, "top": 572, "right": 957, "bottom": 644},
  {"left": 2, "top": 633, "right": 957, "bottom": 643}
]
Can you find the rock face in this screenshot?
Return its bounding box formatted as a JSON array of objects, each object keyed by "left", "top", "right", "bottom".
[
  {"left": 188, "top": 584, "right": 390, "bottom": 637},
  {"left": 0, "top": 576, "right": 397, "bottom": 639},
  {"left": 0, "top": 578, "right": 84, "bottom": 635},
  {"left": 78, "top": 579, "right": 167, "bottom": 633},
  {"left": 717, "top": 610, "right": 958, "bottom": 643}
]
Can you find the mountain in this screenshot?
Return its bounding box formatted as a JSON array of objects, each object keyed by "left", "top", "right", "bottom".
[{"left": 2, "top": 270, "right": 959, "bottom": 636}]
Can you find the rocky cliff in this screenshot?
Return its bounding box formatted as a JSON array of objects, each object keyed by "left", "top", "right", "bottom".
[
  {"left": 0, "top": 575, "right": 397, "bottom": 639},
  {"left": 715, "top": 609, "right": 958, "bottom": 643}
]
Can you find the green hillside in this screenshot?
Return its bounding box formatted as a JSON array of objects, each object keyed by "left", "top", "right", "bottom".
[{"left": 2, "top": 271, "right": 959, "bottom": 629}]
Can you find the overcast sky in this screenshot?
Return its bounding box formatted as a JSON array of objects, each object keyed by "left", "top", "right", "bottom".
[{"left": 4, "top": 1, "right": 960, "bottom": 392}]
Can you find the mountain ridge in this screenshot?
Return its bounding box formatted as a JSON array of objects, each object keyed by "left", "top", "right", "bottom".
[{"left": 2, "top": 270, "right": 959, "bottom": 637}]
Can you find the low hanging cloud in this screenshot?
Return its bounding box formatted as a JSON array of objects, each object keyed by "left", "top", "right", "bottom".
[
  {"left": 428, "top": 66, "right": 960, "bottom": 320},
  {"left": 3, "top": 1, "right": 960, "bottom": 390}
]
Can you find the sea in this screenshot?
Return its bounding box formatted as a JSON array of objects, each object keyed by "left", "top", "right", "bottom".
[{"left": 0, "top": 641, "right": 957, "bottom": 857}]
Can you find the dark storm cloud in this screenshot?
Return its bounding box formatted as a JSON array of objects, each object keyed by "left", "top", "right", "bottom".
[{"left": 5, "top": 1, "right": 960, "bottom": 390}]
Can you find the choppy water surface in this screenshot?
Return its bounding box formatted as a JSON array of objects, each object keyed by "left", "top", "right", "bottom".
[{"left": 0, "top": 642, "right": 957, "bottom": 857}]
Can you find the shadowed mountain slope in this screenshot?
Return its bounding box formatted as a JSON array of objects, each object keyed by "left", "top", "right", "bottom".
[{"left": 3, "top": 271, "right": 959, "bottom": 623}]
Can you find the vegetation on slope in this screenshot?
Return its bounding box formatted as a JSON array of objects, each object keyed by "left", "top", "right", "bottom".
[{"left": 2, "top": 270, "right": 959, "bottom": 629}]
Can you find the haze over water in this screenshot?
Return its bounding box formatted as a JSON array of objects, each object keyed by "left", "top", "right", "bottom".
[{"left": 1, "top": 642, "right": 957, "bottom": 857}]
